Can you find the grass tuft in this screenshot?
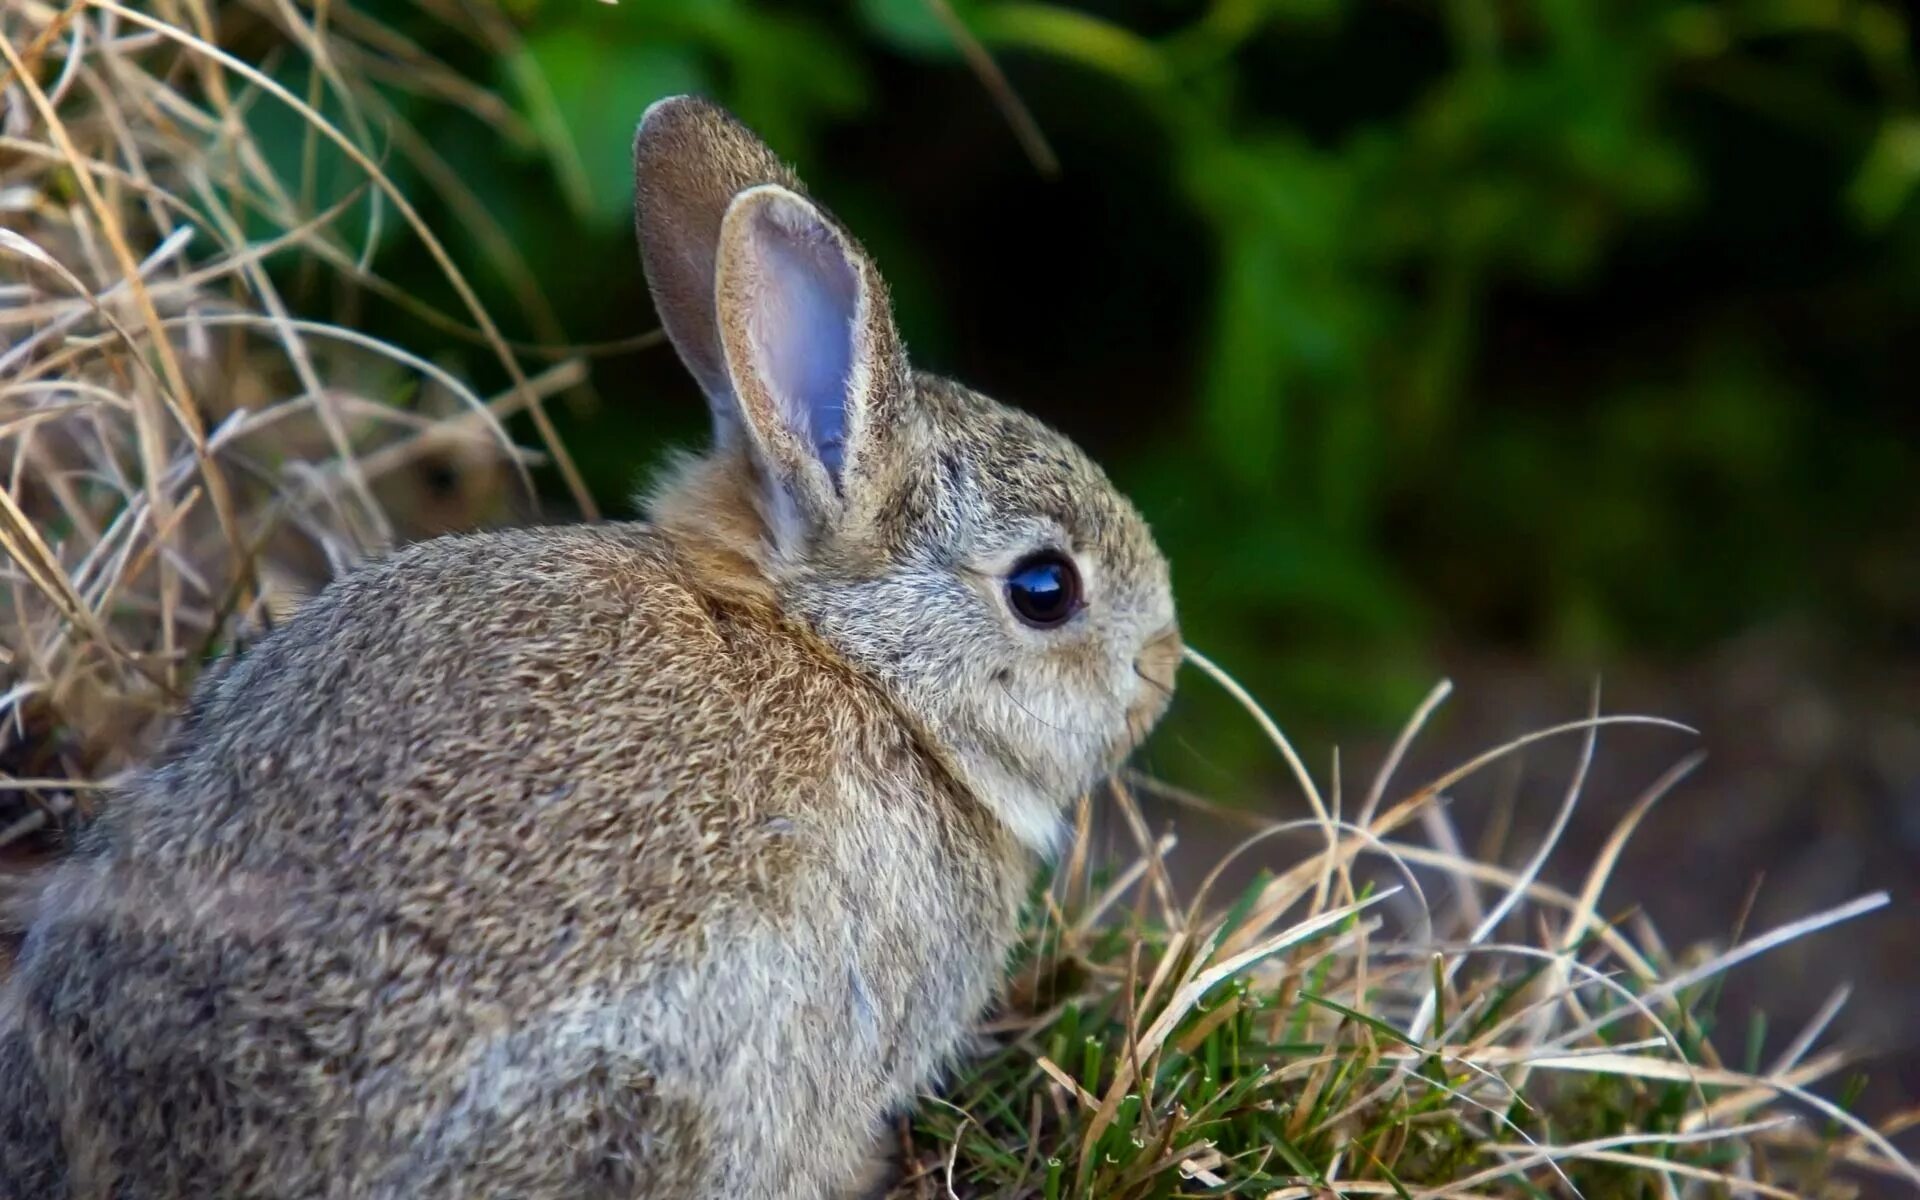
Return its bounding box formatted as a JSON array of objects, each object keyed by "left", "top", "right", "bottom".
[
  {"left": 883, "top": 654, "right": 1914, "bottom": 1198},
  {"left": 0, "top": 0, "right": 585, "bottom": 852}
]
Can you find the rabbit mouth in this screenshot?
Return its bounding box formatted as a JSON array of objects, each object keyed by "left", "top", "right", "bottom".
[
  {"left": 1116, "top": 680, "right": 1174, "bottom": 767},
  {"left": 1119, "top": 693, "right": 1169, "bottom": 766},
  {"left": 1118, "top": 625, "right": 1181, "bottom": 759}
]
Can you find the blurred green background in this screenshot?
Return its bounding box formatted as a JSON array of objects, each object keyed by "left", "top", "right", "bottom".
[{"left": 248, "top": 0, "right": 1920, "bottom": 784}]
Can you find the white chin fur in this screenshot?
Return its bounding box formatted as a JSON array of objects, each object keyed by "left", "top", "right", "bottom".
[{"left": 967, "top": 759, "right": 1070, "bottom": 858}]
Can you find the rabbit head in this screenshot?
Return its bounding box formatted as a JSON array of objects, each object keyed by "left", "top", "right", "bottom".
[{"left": 634, "top": 97, "right": 1179, "bottom": 853}]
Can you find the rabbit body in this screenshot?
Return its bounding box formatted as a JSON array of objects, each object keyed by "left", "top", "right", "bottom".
[
  {"left": 0, "top": 97, "right": 1178, "bottom": 1199},
  {"left": 3, "top": 522, "right": 1027, "bottom": 1199}
]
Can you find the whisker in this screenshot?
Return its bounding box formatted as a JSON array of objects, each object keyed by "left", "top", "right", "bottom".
[{"left": 994, "top": 678, "right": 1107, "bottom": 740}]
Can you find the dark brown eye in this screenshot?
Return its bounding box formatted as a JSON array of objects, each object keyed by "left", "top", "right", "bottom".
[{"left": 1005, "top": 552, "right": 1082, "bottom": 628}]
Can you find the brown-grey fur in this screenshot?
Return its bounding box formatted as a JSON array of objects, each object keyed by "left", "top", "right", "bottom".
[{"left": 0, "top": 97, "right": 1179, "bottom": 1199}]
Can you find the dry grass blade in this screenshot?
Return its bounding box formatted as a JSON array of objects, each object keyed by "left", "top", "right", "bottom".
[{"left": 923, "top": 0, "right": 1060, "bottom": 177}]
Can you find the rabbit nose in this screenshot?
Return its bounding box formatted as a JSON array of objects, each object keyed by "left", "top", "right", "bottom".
[{"left": 1134, "top": 624, "right": 1182, "bottom": 698}]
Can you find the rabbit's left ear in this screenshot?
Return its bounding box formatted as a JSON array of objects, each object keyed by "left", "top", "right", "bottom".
[{"left": 713, "top": 183, "right": 909, "bottom": 549}]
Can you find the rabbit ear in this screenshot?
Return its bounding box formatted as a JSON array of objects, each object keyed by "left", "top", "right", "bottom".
[
  {"left": 713, "top": 184, "right": 908, "bottom": 548},
  {"left": 633, "top": 95, "right": 803, "bottom": 437}
]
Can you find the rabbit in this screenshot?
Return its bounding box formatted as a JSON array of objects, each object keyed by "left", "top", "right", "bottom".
[{"left": 0, "top": 95, "right": 1181, "bottom": 1200}]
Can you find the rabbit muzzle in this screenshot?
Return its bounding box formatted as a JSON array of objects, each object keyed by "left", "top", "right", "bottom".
[{"left": 1122, "top": 622, "right": 1181, "bottom": 755}]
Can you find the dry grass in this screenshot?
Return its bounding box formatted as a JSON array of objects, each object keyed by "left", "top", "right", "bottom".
[
  {"left": 0, "top": 0, "right": 598, "bottom": 847},
  {"left": 2, "top": 3, "right": 1914, "bottom": 1197}
]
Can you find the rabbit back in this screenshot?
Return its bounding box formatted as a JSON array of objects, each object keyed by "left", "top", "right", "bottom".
[{"left": 1, "top": 523, "right": 1028, "bottom": 1198}]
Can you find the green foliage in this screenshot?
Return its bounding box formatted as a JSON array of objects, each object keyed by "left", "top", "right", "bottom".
[{"left": 294, "top": 0, "right": 1920, "bottom": 778}]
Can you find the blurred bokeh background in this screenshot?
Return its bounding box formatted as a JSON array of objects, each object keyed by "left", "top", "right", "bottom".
[{"left": 7, "top": 0, "right": 1917, "bottom": 1163}]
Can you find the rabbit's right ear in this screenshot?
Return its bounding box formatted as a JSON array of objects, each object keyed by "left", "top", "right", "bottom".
[{"left": 633, "top": 96, "right": 802, "bottom": 442}]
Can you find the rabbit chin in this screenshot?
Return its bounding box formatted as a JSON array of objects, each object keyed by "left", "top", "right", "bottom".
[
  {"left": 939, "top": 711, "right": 1141, "bottom": 859},
  {"left": 954, "top": 752, "right": 1079, "bottom": 858}
]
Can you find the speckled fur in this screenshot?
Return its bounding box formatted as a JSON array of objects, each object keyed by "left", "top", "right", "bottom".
[{"left": 0, "top": 98, "right": 1178, "bottom": 1199}]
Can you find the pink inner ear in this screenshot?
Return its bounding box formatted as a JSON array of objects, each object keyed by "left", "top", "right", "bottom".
[{"left": 743, "top": 199, "right": 857, "bottom": 478}]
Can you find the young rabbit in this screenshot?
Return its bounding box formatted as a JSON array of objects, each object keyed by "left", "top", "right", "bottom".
[{"left": 0, "top": 97, "right": 1180, "bottom": 1199}]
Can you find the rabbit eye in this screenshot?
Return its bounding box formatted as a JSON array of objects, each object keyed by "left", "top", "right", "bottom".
[{"left": 1005, "top": 552, "right": 1082, "bottom": 628}]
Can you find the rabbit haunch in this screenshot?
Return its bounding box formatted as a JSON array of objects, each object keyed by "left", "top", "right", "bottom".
[{"left": 0, "top": 96, "right": 1178, "bottom": 1199}]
